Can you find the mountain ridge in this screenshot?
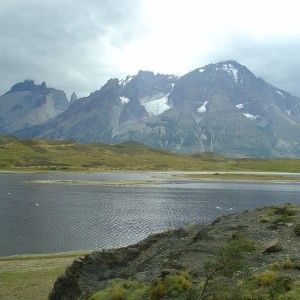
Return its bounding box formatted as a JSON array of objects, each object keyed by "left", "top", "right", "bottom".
[{"left": 7, "top": 60, "right": 300, "bottom": 157}]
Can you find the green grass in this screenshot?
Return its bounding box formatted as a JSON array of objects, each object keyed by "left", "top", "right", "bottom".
[
  {"left": 1, "top": 135, "right": 300, "bottom": 172},
  {"left": 0, "top": 252, "right": 90, "bottom": 300},
  {"left": 179, "top": 173, "right": 300, "bottom": 182}
]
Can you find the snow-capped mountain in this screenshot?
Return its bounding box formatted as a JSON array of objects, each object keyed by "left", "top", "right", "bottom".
[{"left": 14, "top": 61, "right": 300, "bottom": 157}]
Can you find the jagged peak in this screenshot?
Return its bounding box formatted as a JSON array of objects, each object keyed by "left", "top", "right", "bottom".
[
  {"left": 70, "top": 92, "right": 78, "bottom": 103},
  {"left": 118, "top": 71, "right": 178, "bottom": 88},
  {"left": 9, "top": 80, "right": 48, "bottom": 93}
]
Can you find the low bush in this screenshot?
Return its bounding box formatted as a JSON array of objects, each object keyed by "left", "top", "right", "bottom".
[
  {"left": 258, "top": 216, "right": 270, "bottom": 223},
  {"left": 254, "top": 271, "right": 277, "bottom": 286},
  {"left": 293, "top": 224, "right": 300, "bottom": 236},
  {"left": 283, "top": 259, "right": 294, "bottom": 269},
  {"left": 272, "top": 215, "right": 295, "bottom": 224},
  {"left": 88, "top": 279, "right": 149, "bottom": 300},
  {"left": 151, "top": 271, "right": 193, "bottom": 300}
]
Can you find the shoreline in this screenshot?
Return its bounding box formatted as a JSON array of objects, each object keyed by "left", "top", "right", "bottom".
[
  {"left": 2, "top": 204, "right": 300, "bottom": 299},
  {"left": 0, "top": 250, "right": 91, "bottom": 261},
  {"left": 17, "top": 170, "right": 300, "bottom": 185}
]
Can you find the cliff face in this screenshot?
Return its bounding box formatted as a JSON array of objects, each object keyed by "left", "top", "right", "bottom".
[
  {"left": 49, "top": 204, "right": 300, "bottom": 300},
  {"left": 0, "top": 80, "right": 69, "bottom": 133}
]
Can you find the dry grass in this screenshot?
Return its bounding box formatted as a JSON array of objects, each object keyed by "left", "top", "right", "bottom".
[
  {"left": 179, "top": 173, "right": 300, "bottom": 182},
  {"left": 2, "top": 135, "right": 300, "bottom": 173},
  {"left": 0, "top": 252, "right": 89, "bottom": 300}
]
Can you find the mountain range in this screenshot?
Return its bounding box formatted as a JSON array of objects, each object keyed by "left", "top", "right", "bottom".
[{"left": 2, "top": 60, "right": 300, "bottom": 157}]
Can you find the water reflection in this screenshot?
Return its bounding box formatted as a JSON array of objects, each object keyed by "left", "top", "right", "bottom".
[{"left": 1, "top": 172, "right": 300, "bottom": 256}]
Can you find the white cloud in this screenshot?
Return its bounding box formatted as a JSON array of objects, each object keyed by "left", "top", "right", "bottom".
[{"left": 1, "top": 0, "right": 300, "bottom": 97}]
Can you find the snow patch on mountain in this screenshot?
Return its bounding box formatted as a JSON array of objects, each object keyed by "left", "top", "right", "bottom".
[
  {"left": 276, "top": 90, "right": 286, "bottom": 99},
  {"left": 197, "top": 101, "right": 209, "bottom": 113},
  {"left": 120, "top": 96, "right": 130, "bottom": 104},
  {"left": 236, "top": 103, "right": 244, "bottom": 109},
  {"left": 222, "top": 64, "right": 238, "bottom": 82},
  {"left": 243, "top": 113, "right": 258, "bottom": 120},
  {"left": 119, "top": 75, "right": 134, "bottom": 87},
  {"left": 143, "top": 94, "right": 170, "bottom": 115},
  {"left": 198, "top": 68, "right": 205, "bottom": 73}
]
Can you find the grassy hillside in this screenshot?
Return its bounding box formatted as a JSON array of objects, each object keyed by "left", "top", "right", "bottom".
[{"left": 1, "top": 135, "right": 300, "bottom": 172}]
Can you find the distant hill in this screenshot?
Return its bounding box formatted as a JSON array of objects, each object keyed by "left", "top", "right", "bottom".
[{"left": 1, "top": 135, "right": 300, "bottom": 172}]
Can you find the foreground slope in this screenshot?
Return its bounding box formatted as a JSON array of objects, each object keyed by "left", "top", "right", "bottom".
[
  {"left": 15, "top": 61, "right": 300, "bottom": 157},
  {"left": 49, "top": 204, "right": 300, "bottom": 299}
]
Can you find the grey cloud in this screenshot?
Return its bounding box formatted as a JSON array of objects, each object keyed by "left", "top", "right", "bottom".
[
  {"left": 1, "top": 0, "right": 300, "bottom": 100},
  {"left": 0, "top": 0, "right": 141, "bottom": 97}
]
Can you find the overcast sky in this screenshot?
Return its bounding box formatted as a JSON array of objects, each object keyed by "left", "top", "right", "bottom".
[{"left": 1, "top": 0, "right": 300, "bottom": 98}]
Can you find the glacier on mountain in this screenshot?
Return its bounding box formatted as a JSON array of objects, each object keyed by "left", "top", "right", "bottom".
[{"left": 142, "top": 95, "right": 170, "bottom": 116}]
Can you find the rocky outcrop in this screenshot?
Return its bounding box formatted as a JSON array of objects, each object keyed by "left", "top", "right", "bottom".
[
  {"left": 262, "top": 239, "right": 283, "bottom": 253},
  {"left": 49, "top": 204, "right": 300, "bottom": 300}
]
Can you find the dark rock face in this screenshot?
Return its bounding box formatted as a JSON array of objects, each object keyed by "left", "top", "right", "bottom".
[
  {"left": 14, "top": 61, "right": 300, "bottom": 157},
  {"left": 9, "top": 80, "right": 47, "bottom": 94},
  {"left": 0, "top": 80, "right": 69, "bottom": 134}
]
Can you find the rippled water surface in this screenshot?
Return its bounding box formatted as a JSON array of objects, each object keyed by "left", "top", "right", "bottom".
[{"left": 1, "top": 171, "right": 300, "bottom": 256}]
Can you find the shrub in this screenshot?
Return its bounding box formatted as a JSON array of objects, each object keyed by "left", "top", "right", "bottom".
[
  {"left": 293, "top": 224, "right": 300, "bottom": 236},
  {"left": 88, "top": 279, "right": 149, "bottom": 300},
  {"left": 259, "top": 216, "right": 270, "bottom": 223},
  {"left": 270, "top": 262, "right": 280, "bottom": 271},
  {"left": 151, "top": 281, "right": 165, "bottom": 300},
  {"left": 278, "top": 288, "right": 300, "bottom": 300},
  {"left": 198, "top": 233, "right": 256, "bottom": 300},
  {"left": 254, "top": 271, "right": 277, "bottom": 286},
  {"left": 269, "top": 204, "right": 298, "bottom": 217},
  {"left": 272, "top": 215, "right": 295, "bottom": 224},
  {"left": 150, "top": 271, "right": 193, "bottom": 299},
  {"left": 164, "top": 271, "right": 192, "bottom": 298},
  {"left": 293, "top": 261, "right": 300, "bottom": 270},
  {"left": 283, "top": 259, "right": 294, "bottom": 269},
  {"left": 270, "top": 275, "right": 294, "bottom": 299},
  {"left": 216, "top": 233, "right": 256, "bottom": 276}
]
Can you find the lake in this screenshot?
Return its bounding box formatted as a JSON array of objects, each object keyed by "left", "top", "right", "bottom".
[{"left": 1, "top": 171, "right": 300, "bottom": 257}]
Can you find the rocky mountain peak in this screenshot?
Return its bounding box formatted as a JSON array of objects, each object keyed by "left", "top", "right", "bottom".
[
  {"left": 0, "top": 80, "right": 69, "bottom": 134},
  {"left": 121, "top": 70, "right": 177, "bottom": 100},
  {"left": 9, "top": 80, "right": 48, "bottom": 94},
  {"left": 70, "top": 92, "right": 78, "bottom": 103},
  {"left": 196, "top": 60, "right": 256, "bottom": 83}
]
